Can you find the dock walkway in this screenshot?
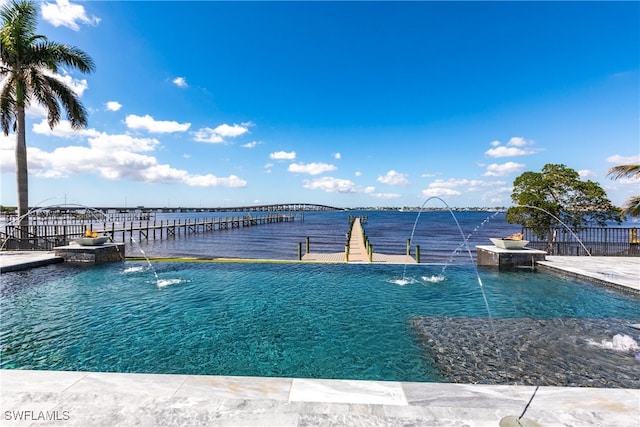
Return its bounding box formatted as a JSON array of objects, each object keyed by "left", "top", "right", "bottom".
[
  {"left": 347, "top": 217, "right": 368, "bottom": 262},
  {"left": 302, "top": 217, "right": 417, "bottom": 264}
]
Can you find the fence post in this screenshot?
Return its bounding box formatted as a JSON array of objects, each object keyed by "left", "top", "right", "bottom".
[
  {"left": 306, "top": 236, "right": 310, "bottom": 254},
  {"left": 416, "top": 245, "right": 420, "bottom": 263}
]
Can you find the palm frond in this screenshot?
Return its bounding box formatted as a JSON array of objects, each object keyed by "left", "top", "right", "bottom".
[
  {"left": 0, "top": 77, "right": 16, "bottom": 135},
  {"left": 622, "top": 195, "right": 640, "bottom": 217},
  {"left": 28, "top": 70, "right": 60, "bottom": 126},
  {"left": 41, "top": 42, "right": 96, "bottom": 74},
  {"left": 607, "top": 164, "right": 640, "bottom": 180},
  {"left": 42, "top": 73, "right": 87, "bottom": 128}
]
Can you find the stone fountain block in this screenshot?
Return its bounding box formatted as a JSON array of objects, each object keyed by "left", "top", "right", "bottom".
[
  {"left": 476, "top": 245, "right": 546, "bottom": 270},
  {"left": 54, "top": 243, "right": 125, "bottom": 263}
]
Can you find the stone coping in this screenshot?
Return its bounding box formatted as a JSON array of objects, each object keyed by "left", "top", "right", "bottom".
[
  {"left": 0, "top": 251, "right": 62, "bottom": 273},
  {"left": 1, "top": 370, "right": 639, "bottom": 426},
  {"left": 537, "top": 256, "right": 640, "bottom": 293}
]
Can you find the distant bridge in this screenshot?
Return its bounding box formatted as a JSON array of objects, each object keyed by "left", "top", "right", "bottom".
[
  {"left": 154, "top": 203, "right": 343, "bottom": 213},
  {"left": 6, "top": 203, "right": 343, "bottom": 217}
]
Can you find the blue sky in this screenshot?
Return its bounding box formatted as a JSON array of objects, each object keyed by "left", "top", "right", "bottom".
[{"left": 1, "top": 0, "right": 638, "bottom": 209}]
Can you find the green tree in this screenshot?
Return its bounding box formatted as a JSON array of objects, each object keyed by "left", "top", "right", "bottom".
[
  {"left": 506, "top": 164, "right": 623, "bottom": 252},
  {"left": 0, "top": 0, "right": 95, "bottom": 228},
  {"left": 607, "top": 164, "right": 640, "bottom": 217}
]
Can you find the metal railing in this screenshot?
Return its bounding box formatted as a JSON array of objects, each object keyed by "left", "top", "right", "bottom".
[
  {"left": 522, "top": 227, "right": 639, "bottom": 256},
  {"left": 1, "top": 214, "right": 296, "bottom": 251}
]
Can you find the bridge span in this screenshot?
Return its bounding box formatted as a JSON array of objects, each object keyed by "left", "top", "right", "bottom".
[
  {"left": 21, "top": 203, "right": 343, "bottom": 215},
  {"left": 156, "top": 203, "right": 342, "bottom": 213}
]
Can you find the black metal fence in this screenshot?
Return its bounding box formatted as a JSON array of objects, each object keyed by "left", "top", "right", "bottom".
[{"left": 522, "top": 227, "right": 640, "bottom": 256}]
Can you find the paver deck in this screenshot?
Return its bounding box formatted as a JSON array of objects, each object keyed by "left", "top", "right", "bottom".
[
  {"left": 1, "top": 369, "right": 638, "bottom": 426},
  {"left": 537, "top": 256, "right": 639, "bottom": 293},
  {"left": 0, "top": 251, "right": 62, "bottom": 273}
]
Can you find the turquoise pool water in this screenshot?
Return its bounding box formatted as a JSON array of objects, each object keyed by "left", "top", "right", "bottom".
[{"left": 1, "top": 262, "right": 638, "bottom": 383}]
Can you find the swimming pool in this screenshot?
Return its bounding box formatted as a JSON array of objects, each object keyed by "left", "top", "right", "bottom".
[{"left": 1, "top": 262, "right": 638, "bottom": 387}]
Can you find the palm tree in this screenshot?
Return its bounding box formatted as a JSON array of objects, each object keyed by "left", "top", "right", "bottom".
[
  {"left": 1, "top": 0, "right": 95, "bottom": 230},
  {"left": 607, "top": 164, "right": 640, "bottom": 217}
]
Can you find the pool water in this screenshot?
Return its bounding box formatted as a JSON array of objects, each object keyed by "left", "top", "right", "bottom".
[{"left": 1, "top": 262, "right": 639, "bottom": 385}]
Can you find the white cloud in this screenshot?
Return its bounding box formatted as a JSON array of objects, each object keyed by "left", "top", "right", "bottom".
[
  {"left": 334, "top": 152, "right": 342, "bottom": 160},
  {"left": 578, "top": 169, "right": 596, "bottom": 179},
  {"left": 363, "top": 186, "right": 401, "bottom": 199},
  {"left": 26, "top": 103, "right": 47, "bottom": 118},
  {"left": 54, "top": 70, "right": 89, "bottom": 96},
  {"left": 607, "top": 154, "right": 640, "bottom": 164},
  {"left": 193, "top": 123, "right": 250, "bottom": 144},
  {"left": 0, "top": 133, "right": 15, "bottom": 173},
  {"left": 485, "top": 137, "right": 536, "bottom": 158},
  {"left": 126, "top": 114, "right": 191, "bottom": 133},
  {"left": 173, "top": 77, "right": 188, "bottom": 88},
  {"left": 4, "top": 127, "right": 246, "bottom": 188},
  {"left": 618, "top": 177, "right": 640, "bottom": 185},
  {"left": 303, "top": 177, "right": 357, "bottom": 193},
  {"left": 506, "top": 137, "right": 528, "bottom": 147},
  {"left": 41, "top": 0, "right": 100, "bottom": 31},
  {"left": 485, "top": 146, "right": 535, "bottom": 158},
  {"left": 419, "top": 178, "right": 479, "bottom": 198},
  {"left": 377, "top": 170, "right": 409, "bottom": 186},
  {"left": 420, "top": 188, "right": 461, "bottom": 198},
  {"left": 426, "top": 178, "right": 473, "bottom": 189},
  {"left": 87, "top": 133, "right": 159, "bottom": 152},
  {"left": 420, "top": 178, "right": 508, "bottom": 200},
  {"left": 242, "top": 141, "right": 260, "bottom": 148},
  {"left": 288, "top": 162, "right": 336, "bottom": 175},
  {"left": 105, "top": 101, "right": 122, "bottom": 112},
  {"left": 193, "top": 129, "right": 223, "bottom": 144},
  {"left": 32, "top": 118, "right": 101, "bottom": 139},
  {"left": 214, "top": 123, "right": 250, "bottom": 138},
  {"left": 354, "top": 171, "right": 362, "bottom": 177},
  {"left": 468, "top": 180, "right": 506, "bottom": 191},
  {"left": 270, "top": 151, "right": 296, "bottom": 160},
  {"left": 483, "top": 162, "right": 525, "bottom": 177}
]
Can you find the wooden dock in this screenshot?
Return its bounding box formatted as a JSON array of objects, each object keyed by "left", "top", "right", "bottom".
[
  {"left": 1, "top": 213, "right": 295, "bottom": 250},
  {"left": 302, "top": 217, "right": 417, "bottom": 264}
]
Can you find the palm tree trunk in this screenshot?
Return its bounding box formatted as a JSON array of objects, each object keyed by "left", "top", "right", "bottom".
[{"left": 15, "top": 106, "right": 29, "bottom": 235}]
